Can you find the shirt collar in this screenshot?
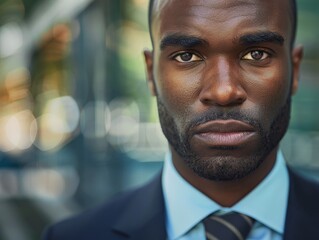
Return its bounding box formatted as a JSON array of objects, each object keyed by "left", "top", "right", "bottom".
[{"left": 162, "top": 151, "right": 289, "bottom": 239}]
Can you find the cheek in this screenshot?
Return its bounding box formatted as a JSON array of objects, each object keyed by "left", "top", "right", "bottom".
[
  {"left": 244, "top": 63, "right": 292, "bottom": 123},
  {"left": 155, "top": 61, "right": 202, "bottom": 116}
]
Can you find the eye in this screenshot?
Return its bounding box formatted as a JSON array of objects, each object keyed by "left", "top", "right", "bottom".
[
  {"left": 174, "top": 52, "right": 202, "bottom": 63},
  {"left": 242, "top": 50, "right": 269, "bottom": 61}
]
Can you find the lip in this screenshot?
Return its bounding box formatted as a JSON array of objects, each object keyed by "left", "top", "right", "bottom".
[{"left": 192, "top": 120, "right": 256, "bottom": 146}]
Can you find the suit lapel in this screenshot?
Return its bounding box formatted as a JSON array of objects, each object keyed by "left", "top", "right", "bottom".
[
  {"left": 283, "top": 168, "right": 319, "bottom": 240},
  {"left": 109, "top": 167, "right": 319, "bottom": 239},
  {"left": 112, "top": 172, "right": 166, "bottom": 240}
]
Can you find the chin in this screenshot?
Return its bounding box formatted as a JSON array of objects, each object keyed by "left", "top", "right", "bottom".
[{"left": 185, "top": 153, "right": 265, "bottom": 181}]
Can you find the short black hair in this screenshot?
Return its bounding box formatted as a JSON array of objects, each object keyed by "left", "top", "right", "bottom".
[{"left": 148, "top": 0, "right": 297, "bottom": 47}]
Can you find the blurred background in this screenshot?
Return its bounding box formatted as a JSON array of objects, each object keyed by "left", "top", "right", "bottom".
[{"left": 0, "top": 0, "right": 318, "bottom": 239}]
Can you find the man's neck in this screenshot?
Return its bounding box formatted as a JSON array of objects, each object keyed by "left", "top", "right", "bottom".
[{"left": 171, "top": 147, "right": 278, "bottom": 207}]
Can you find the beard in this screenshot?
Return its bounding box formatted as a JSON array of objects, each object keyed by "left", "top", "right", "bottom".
[{"left": 157, "top": 96, "right": 291, "bottom": 181}]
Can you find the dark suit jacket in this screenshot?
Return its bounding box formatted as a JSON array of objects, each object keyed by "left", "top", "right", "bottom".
[{"left": 43, "top": 169, "right": 319, "bottom": 240}]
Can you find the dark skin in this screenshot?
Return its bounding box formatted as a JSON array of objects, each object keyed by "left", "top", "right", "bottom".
[{"left": 144, "top": 0, "right": 303, "bottom": 207}]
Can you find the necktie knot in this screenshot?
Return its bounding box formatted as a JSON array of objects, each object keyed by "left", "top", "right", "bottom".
[{"left": 203, "top": 212, "right": 254, "bottom": 240}]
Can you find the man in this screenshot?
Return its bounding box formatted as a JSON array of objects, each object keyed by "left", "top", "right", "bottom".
[{"left": 43, "top": 0, "right": 319, "bottom": 239}]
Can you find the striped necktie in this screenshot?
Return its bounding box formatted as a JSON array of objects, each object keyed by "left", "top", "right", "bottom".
[{"left": 203, "top": 212, "right": 255, "bottom": 240}]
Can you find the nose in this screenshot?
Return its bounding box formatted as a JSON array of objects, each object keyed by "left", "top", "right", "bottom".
[{"left": 199, "top": 57, "right": 247, "bottom": 106}]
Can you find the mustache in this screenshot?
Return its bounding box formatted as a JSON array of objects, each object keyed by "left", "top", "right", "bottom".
[{"left": 186, "top": 109, "right": 263, "bottom": 132}]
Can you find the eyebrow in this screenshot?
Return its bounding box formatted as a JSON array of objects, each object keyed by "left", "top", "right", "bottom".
[
  {"left": 238, "top": 31, "right": 285, "bottom": 46},
  {"left": 160, "top": 34, "right": 208, "bottom": 50}
]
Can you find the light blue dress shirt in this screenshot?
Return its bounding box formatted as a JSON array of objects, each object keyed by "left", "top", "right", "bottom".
[{"left": 162, "top": 151, "right": 289, "bottom": 240}]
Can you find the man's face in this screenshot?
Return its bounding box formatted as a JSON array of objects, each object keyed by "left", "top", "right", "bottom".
[{"left": 145, "top": 0, "right": 303, "bottom": 181}]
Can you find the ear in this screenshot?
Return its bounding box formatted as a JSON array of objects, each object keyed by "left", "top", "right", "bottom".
[
  {"left": 143, "top": 49, "right": 157, "bottom": 96},
  {"left": 291, "top": 45, "right": 304, "bottom": 95}
]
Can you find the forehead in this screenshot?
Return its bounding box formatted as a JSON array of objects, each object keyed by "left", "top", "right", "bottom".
[{"left": 152, "top": 0, "right": 292, "bottom": 47}]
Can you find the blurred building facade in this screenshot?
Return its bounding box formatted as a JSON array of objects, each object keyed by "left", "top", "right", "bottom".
[{"left": 0, "top": 0, "right": 318, "bottom": 239}]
